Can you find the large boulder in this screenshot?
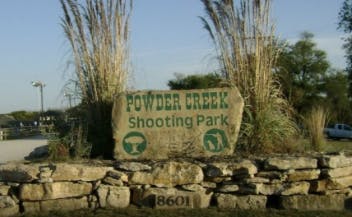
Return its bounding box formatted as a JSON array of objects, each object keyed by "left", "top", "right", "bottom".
[
  {"left": 130, "top": 162, "right": 203, "bottom": 187},
  {"left": 113, "top": 88, "right": 244, "bottom": 160},
  {"left": 19, "top": 182, "right": 92, "bottom": 201}
]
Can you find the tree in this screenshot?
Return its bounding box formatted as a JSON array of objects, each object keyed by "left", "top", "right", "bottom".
[
  {"left": 167, "top": 73, "right": 224, "bottom": 90},
  {"left": 338, "top": 0, "right": 352, "bottom": 96},
  {"left": 277, "top": 32, "right": 330, "bottom": 113},
  {"left": 323, "top": 70, "right": 351, "bottom": 123},
  {"left": 10, "top": 111, "right": 39, "bottom": 121}
]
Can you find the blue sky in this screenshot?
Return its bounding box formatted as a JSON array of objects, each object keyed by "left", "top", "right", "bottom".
[{"left": 0, "top": 0, "right": 347, "bottom": 114}]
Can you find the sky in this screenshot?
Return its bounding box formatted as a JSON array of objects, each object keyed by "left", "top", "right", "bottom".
[{"left": 0, "top": 0, "right": 347, "bottom": 114}]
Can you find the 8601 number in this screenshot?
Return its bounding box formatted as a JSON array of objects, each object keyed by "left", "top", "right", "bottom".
[{"left": 156, "top": 195, "right": 191, "bottom": 207}]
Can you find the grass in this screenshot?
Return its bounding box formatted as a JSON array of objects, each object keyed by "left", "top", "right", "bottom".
[
  {"left": 15, "top": 208, "right": 352, "bottom": 217},
  {"left": 200, "top": 0, "right": 298, "bottom": 154},
  {"left": 59, "top": 0, "right": 132, "bottom": 158},
  {"left": 299, "top": 138, "right": 352, "bottom": 153},
  {"left": 322, "top": 139, "right": 352, "bottom": 153},
  {"left": 304, "top": 106, "right": 329, "bottom": 151}
]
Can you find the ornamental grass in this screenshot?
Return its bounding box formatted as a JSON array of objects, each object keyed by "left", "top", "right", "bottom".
[
  {"left": 60, "top": 0, "right": 132, "bottom": 158},
  {"left": 200, "top": 0, "right": 298, "bottom": 153}
]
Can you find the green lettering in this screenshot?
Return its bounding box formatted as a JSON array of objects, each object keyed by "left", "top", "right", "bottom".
[
  {"left": 126, "top": 95, "right": 133, "bottom": 112},
  {"left": 173, "top": 94, "right": 182, "bottom": 110},
  {"left": 134, "top": 95, "right": 142, "bottom": 111},
  {"left": 176, "top": 116, "right": 184, "bottom": 127},
  {"left": 186, "top": 93, "right": 192, "bottom": 110},
  {"left": 156, "top": 94, "right": 164, "bottom": 111},
  {"left": 146, "top": 118, "right": 154, "bottom": 128},
  {"left": 197, "top": 114, "right": 205, "bottom": 125},
  {"left": 137, "top": 116, "right": 145, "bottom": 128},
  {"left": 193, "top": 93, "right": 201, "bottom": 109},
  {"left": 164, "top": 94, "right": 172, "bottom": 111},
  {"left": 202, "top": 92, "right": 210, "bottom": 109},
  {"left": 221, "top": 114, "right": 229, "bottom": 126},
  {"left": 206, "top": 116, "right": 213, "bottom": 126},
  {"left": 220, "top": 92, "right": 229, "bottom": 109},
  {"left": 165, "top": 116, "right": 172, "bottom": 127},
  {"left": 185, "top": 117, "right": 193, "bottom": 129},
  {"left": 156, "top": 118, "right": 164, "bottom": 127},
  {"left": 214, "top": 115, "right": 220, "bottom": 125},
  {"left": 142, "top": 94, "right": 154, "bottom": 111},
  {"left": 210, "top": 92, "right": 218, "bottom": 109},
  {"left": 128, "top": 117, "right": 136, "bottom": 128}
]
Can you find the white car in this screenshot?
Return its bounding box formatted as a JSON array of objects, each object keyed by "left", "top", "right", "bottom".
[{"left": 324, "top": 124, "right": 352, "bottom": 140}]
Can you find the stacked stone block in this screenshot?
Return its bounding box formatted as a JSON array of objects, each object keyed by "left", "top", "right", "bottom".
[{"left": 1, "top": 153, "right": 352, "bottom": 216}]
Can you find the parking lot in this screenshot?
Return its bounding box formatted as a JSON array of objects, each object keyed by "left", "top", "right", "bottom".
[{"left": 0, "top": 135, "right": 47, "bottom": 163}]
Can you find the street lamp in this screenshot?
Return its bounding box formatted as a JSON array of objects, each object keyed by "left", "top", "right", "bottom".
[
  {"left": 31, "top": 81, "right": 45, "bottom": 113},
  {"left": 64, "top": 91, "right": 73, "bottom": 109}
]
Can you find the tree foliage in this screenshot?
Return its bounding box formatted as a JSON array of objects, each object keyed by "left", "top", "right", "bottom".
[
  {"left": 10, "top": 111, "right": 39, "bottom": 121},
  {"left": 323, "top": 70, "right": 351, "bottom": 123},
  {"left": 277, "top": 32, "right": 352, "bottom": 124},
  {"left": 338, "top": 0, "right": 352, "bottom": 96},
  {"left": 277, "top": 32, "right": 330, "bottom": 113},
  {"left": 167, "top": 73, "right": 224, "bottom": 90}
]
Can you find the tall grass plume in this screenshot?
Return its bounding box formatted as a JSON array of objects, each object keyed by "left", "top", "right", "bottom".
[
  {"left": 304, "top": 106, "right": 329, "bottom": 152},
  {"left": 60, "top": 0, "right": 132, "bottom": 158},
  {"left": 200, "top": 0, "right": 298, "bottom": 153}
]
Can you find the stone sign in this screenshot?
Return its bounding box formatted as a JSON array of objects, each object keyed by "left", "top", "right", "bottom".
[{"left": 112, "top": 87, "right": 243, "bottom": 160}]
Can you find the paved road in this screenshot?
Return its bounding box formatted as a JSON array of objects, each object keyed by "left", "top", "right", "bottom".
[{"left": 0, "top": 135, "right": 48, "bottom": 163}]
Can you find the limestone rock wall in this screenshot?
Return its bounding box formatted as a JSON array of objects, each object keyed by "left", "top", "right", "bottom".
[{"left": 1, "top": 153, "right": 352, "bottom": 216}]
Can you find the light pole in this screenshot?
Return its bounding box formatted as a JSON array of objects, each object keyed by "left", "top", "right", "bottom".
[
  {"left": 31, "top": 81, "right": 45, "bottom": 113},
  {"left": 64, "top": 91, "right": 73, "bottom": 109}
]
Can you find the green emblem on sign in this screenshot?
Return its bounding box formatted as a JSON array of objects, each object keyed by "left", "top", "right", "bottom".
[
  {"left": 122, "top": 131, "right": 147, "bottom": 155},
  {"left": 203, "top": 129, "right": 229, "bottom": 153}
]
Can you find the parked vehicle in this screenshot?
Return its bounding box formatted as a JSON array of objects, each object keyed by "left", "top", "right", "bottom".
[{"left": 324, "top": 124, "right": 352, "bottom": 140}]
